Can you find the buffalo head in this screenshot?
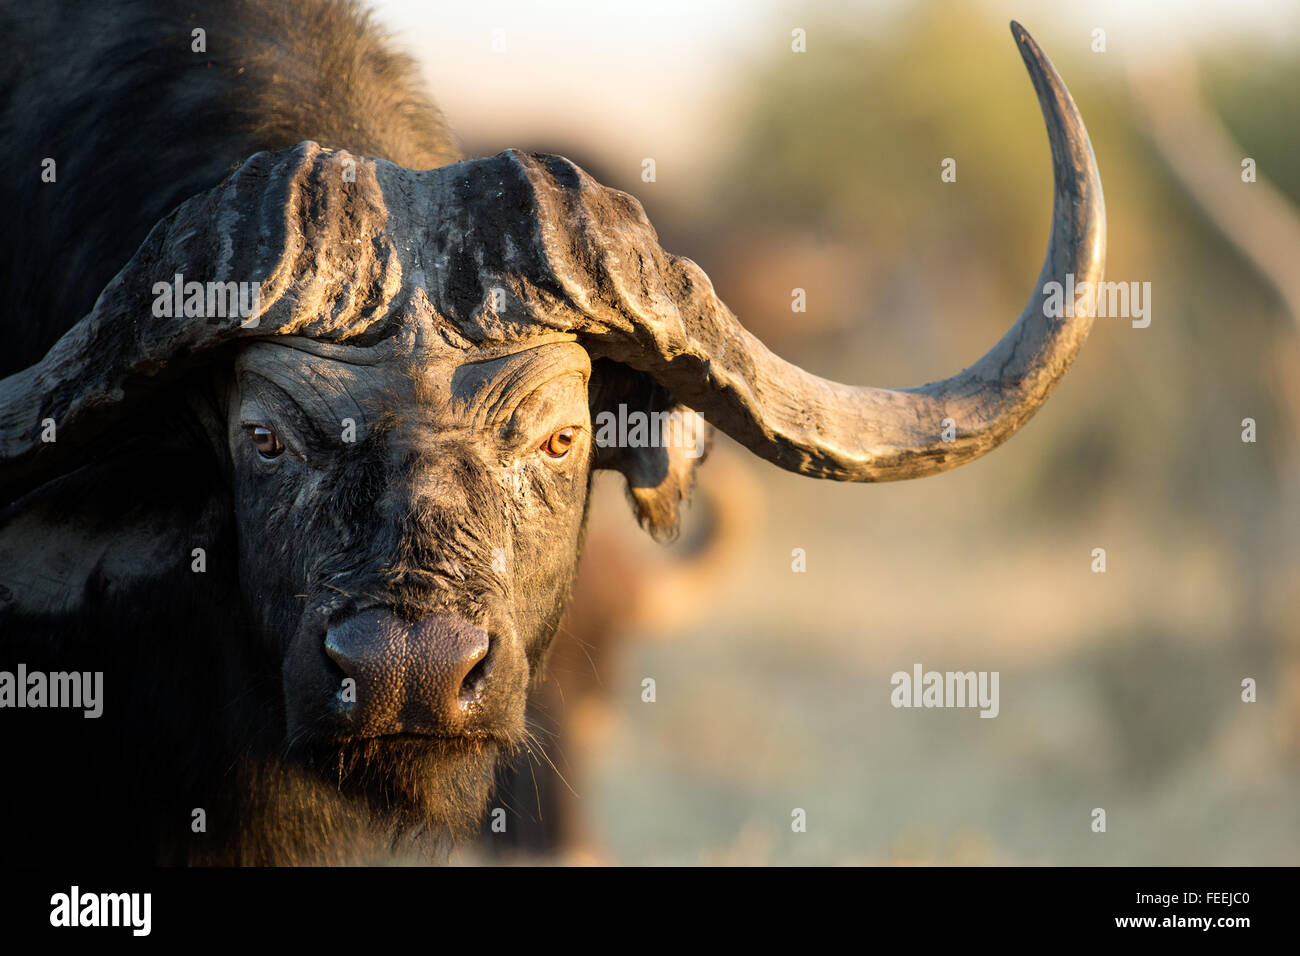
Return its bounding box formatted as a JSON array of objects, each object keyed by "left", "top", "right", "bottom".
[{"left": 0, "top": 23, "right": 1103, "bottom": 858}]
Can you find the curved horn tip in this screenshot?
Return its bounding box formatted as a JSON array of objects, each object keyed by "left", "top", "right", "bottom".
[
  {"left": 1009, "top": 20, "right": 1043, "bottom": 56},
  {"left": 1009, "top": 21, "right": 1053, "bottom": 78}
]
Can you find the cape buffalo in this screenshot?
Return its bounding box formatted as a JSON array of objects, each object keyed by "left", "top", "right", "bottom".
[{"left": 0, "top": 0, "right": 1105, "bottom": 864}]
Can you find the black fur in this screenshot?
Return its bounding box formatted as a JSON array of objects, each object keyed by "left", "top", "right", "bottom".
[{"left": 0, "top": 0, "right": 459, "bottom": 376}]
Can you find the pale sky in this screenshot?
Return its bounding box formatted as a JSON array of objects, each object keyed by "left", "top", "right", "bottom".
[{"left": 372, "top": 0, "right": 1300, "bottom": 178}]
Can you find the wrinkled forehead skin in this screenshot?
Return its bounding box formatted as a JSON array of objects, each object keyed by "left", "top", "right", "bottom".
[{"left": 234, "top": 330, "right": 593, "bottom": 443}]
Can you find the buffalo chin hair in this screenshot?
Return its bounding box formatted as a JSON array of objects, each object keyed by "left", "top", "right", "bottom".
[
  {"left": 183, "top": 738, "right": 507, "bottom": 865},
  {"left": 309, "top": 736, "right": 503, "bottom": 841}
]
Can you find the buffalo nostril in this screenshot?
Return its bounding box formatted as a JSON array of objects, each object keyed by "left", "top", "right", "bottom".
[
  {"left": 322, "top": 634, "right": 364, "bottom": 715},
  {"left": 323, "top": 638, "right": 353, "bottom": 676},
  {"left": 459, "top": 647, "right": 491, "bottom": 708}
]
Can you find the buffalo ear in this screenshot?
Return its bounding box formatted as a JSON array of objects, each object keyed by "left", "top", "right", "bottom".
[
  {"left": 0, "top": 416, "right": 230, "bottom": 629},
  {"left": 588, "top": 360, "right": 711, "bottom": 543}
]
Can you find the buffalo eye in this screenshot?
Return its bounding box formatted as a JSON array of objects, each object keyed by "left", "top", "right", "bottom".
[
  {"left": 540, "top": 427, "right": 576, "bottom": 459},
  {"left": 247, "top": 425, "right": 285, "bottom": 459}
]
